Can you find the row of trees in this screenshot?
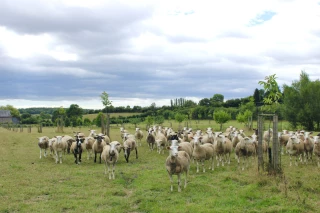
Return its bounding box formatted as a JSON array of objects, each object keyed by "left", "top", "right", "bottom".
[{"left": 2, "top": 71, "right": 320, "bottom": 130}]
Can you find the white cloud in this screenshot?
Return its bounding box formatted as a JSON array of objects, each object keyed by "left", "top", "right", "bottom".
[{"left": 0, "top": 0, "right": 320, "bottom": 108}]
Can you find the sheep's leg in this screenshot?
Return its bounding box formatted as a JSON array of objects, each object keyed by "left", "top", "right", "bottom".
[
  {"left": 202, "top": 160, "right": 205, "bottom": 173},
  {"left": 211, "top": 157, "right": 214, "bottom": 171},
  {"left": 295, "top": 156, "right": 298, "bottom": 166},
  {"left": 221, "top": 155, "right": 225, "bottom": 167},
  {"left": 227, "top": 153, "right": 231, "bottom": 165},
  {"left": 87, "top": 150, "right": 90, "bottom": 160},
  {"left": 112, "top": 163, "right": 115, "bottom": 179},
  {"left": 104, "top": 162, "right": 107, "bottom": 175},
  {"left": 289, "top": 155, "right": 292, "bottom": 166},
  {"left": 39, "top": 149, "right": 42, "bottom": 159},
  {"left": 168, "top": 173, "right": 173, "bottom": 192},
  {"left": 59, "top": 152, "right": 62, "bottom": 164},
  {"left": 94, "top": 152, "right": 97, "bottom": 163},
  {"left": 177, "top": 173, "right": 181, "bottom": 192},
  {"left": 184, "top": 170, "right": 188, "bottom": 189},
  {"left": 135, "top": 148, "right": 138, "bottom": 159},
  {"left": 55, "top": 151, "right": 59, "bottom": 164},
  {"left": 44, "top": 149, "right": 47, "bottom": 158},
  {"left": 108, "top": 163, "right": 112, "bottom": 180},
  {"left": 196, "top": 161, "right": 200, "bottom": 173}
]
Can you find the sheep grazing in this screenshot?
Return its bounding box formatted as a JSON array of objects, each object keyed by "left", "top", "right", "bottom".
[
  {"left": 101, "top": 141, "right": 121, "bottom": 179},
  {"left": 215, "top": 133, "right": 232, "bottom": 166},
  {"left": 38, "top": 136, "right": 49, "bottom": 159},
  {"left": 155, "top": 131, "right": 168, "bottom": 154},
  {"left": 191, "top": 136, "right": 215, "bottom": 173},
  {"left": 165, "top": 145, "right": 191, "bottom": 192},
  {"left": 286, "top": 134, "right": 304, "bottom": 166},
  {"left": 52, "top": 136, "right": 68, "bottom": 164},
  {"left": 235, "top": 137, "right": 256, "bottom": 170},
  {"left": 70, "top": 135, "right": 85, "bottom": 164},
  {"left": 123, "top": 136, "right": 138, "bottom": 163},
  {"left": 135, "top": 128, "right": 144, "bottom": 146},
  {"left": 313, "top": 136, "right": 320, "bottom": 167},
  {"left": 93, "top": 134, "right": 107, "bottom": 163},
  {"left": 146, "top": 128, "right": 156, "bottom": 151}
]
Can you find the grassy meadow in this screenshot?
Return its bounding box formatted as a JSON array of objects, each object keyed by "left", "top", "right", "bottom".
[{"left": 1, "top": 120, "right": 320, "bottom": 213}]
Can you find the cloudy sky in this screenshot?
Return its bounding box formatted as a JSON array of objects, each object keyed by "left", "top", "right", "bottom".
[{"left": 1, "top": 0, "right": 320, "bottom": 109}]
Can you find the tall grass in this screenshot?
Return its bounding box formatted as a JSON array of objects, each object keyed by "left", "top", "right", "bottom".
[{"left": 0, "top": 122, "right": 319, "bottom": 213}]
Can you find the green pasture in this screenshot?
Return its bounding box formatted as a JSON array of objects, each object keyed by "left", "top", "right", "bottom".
[{"left": 0, "top": 121, "right": 319, "bottom": 213}]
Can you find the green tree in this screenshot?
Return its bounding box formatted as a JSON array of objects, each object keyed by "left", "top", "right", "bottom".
[
  {"left": 0, "top": 105, "right": 20, "bottom": 118},
  {"left": 283, "top": 71, "right": 320, "bottom": 130},
  {"left": 129, "top": 117, "right": 141, "bottom": 128},
  {"left": 83, "top": 118, "right": 91, "bottom": 126},
  {"left": 175, "top": 113, "right": 186, "bottom": 126},
  {"left": 154, "top": 115, "right": 165, "bottom": 125},
  {"left": 145, "top": 116, "right": 154, "bottom": 126},
  {"left": 95, "top": 112, "right": 105, "bottom": 127},
  {"left": 258, "top": 74, "right": 282, "bottom": 113},
  {"left": 214, "top": 110, "right": 231, "bottom": 131},
  {"left": 210, "top": 94, "right": 224, "bottom": 107}
]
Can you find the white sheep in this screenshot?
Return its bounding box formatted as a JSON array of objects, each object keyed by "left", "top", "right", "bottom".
[
  {"left": 134, "top": 127, "right": 144, "bottom": 146},
  {"left": 83, "top": 136, "right": 95, "bottom": 160},
  {"left": 88, "top": 129, "right": 97, "bottom": 138},
  {"left": 313, "top": 136, "right": 320, "bottom": 167},
  {"left": 191, "top": 135, "right": 215, "bottom": 173},
  {"left": 52, "top": 136, "right": 68, "bottom": 164},
  {"left": 215, "top": 133, "right": 232, "bottom": 166},
  {"left": 235, "top": 137, "right": 256, "bottom": 170},
  {"left": 165, "top": 145, "right": 191, "bottom": 192},
  {"left": 303, "top": 132, "right": 314, "bottom": 164},
  {"left": 146, "top": 128, "right": 156, "bottom": 151},
  {"left": 155, "top": 132, "right": 168, "bottom": 154},
  {"left": 101, "top": 141, "right": 121, "bottom": 179},
  {"left": 93, "top": 134, "right": 107, "bottom": 163},
  {"left": 37, "top": 136, "right": 49, "bottom": 159},
  {"left": 123, "top": 137, "right": 138, "bottom": 163},
  {"left": 286, "top": 134, "right": 304, "bottom": 166}
]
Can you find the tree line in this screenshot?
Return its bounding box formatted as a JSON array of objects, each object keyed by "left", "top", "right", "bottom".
[{"left": 2, "top": 71, "right": 320, "bottom": 130}]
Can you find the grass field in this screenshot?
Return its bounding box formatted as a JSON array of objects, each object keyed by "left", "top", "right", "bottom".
[{"left": 1, "top": 121, "right": 319, "bottom": 213}]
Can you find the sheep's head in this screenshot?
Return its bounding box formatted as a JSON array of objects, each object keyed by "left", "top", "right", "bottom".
[
  {"left": 191, "top": 136, "right": 202, "bottom": 145},
  {"left": 55, "top": 136, "right": 63, "bottom": 144},
  {"left": 167, "top": 145, "right": 179, "bottom": 157},
  {"left": 94, "top": 135, "right": 104, "bottom": 143}
]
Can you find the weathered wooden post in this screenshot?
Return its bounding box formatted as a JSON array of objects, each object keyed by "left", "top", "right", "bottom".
[{"left": 258, "top": 115, "right": 264, "bottom": 171}]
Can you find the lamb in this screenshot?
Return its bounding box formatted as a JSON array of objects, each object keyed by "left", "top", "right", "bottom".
[
  {"left": 93, "top": 134, "right": 107, "bottom": 163},
  {"left": 215, "top": 133, "right": 232, "bottom": 166},
  {"left": 52, "top": 136, "right": 68, "bottom": 164},
  {"left": 191, "top": 135, "right": 215, "bottom": 173},
  {"left": 286, "top": 134, "right": 305, "bottom": 166},
  {"left": 155, "top": 131, "right": 168, "bottom": 154},
  {"left": 165, "top": 145, "right": 191, "bottom": 192},
  {"left": 313, "top": 136, "right": 320, "bottom": 167},
  {"left": 235, "top": 137, "right": 256, "bottom": 170},
  {"left": 134, "top": 127, "right": 144, "bottom": 146},
  {"left": 38, "top": 136, "right": 49, "bottom": 159},
  {"left": 146, "top": 128, "right": 156, "bottom": 151},
  {"left": 123, "top": 136, "right": 138, "bottom": 163},
  {"left": 101, "top": 141, "right": 121, "bottom": 179}
]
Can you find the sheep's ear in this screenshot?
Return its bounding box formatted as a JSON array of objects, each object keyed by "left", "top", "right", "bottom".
[{"left": 166, "top": 146, "right": 171, "bottom": 150}]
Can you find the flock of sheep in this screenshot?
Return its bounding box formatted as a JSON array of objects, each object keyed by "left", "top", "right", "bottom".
[{"left": 37, "top": 126, "right": 320, "bottom": 192}]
